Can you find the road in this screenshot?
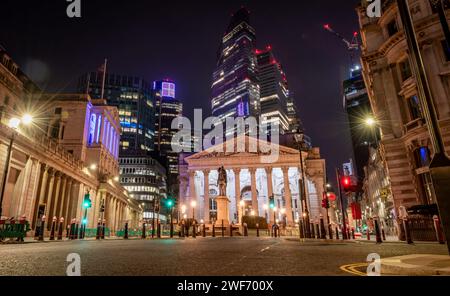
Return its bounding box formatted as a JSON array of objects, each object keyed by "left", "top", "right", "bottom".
[{"left": 0, "top": 237, "right": 447, "bottom": 276}]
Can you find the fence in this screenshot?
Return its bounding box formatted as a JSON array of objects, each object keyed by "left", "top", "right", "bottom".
[{"left": 407, "top": 216, "right": 439, "bottom": 242}]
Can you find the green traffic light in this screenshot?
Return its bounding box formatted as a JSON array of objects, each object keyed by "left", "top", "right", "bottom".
[{"left": 166, "top": 200, "right": 174, "bottom": 208}]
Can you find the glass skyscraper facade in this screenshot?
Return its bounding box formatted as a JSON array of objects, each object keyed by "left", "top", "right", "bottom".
[{"left": 210, "top": 8, "right": 260, "bottom": 125}]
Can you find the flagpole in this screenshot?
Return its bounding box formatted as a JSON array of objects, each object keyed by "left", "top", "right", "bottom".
[{"left": 100, "top": 58, "right": 107, "bottom": 99}]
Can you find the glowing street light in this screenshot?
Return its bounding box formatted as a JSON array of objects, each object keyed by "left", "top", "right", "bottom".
[
  {"left": 22, "top": 114, "right": 33, "bottom": 125},
  {"left": 8, "top": 118, "right": 21, "bottom": 130},
  {"left": 365, "top": 117, "right": 376, "bottom": 127}
]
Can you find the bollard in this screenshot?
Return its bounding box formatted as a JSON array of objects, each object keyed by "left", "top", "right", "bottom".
[
  {"left": 124, "top": 222, "right": 129, "bottom": 239},
  {"left": 57, "top": 217, "right": 64, "bottom": 240},
  {"left": 403, "top": 218, "right": 413, "bottom": 244},
  {"left": 50, "top": 216, "right": 57, "bottom": 241},
  {"left": 382, "top": 228, "right": 386, "bottom": 241},
  {"left": 202, "top": 224, "right": 206, "bottom": 237},
  {"left": 243, "top": 223, "right": 248, "bottom": 237},
  {"left": 256, "top": 223, "right": 260, "bottom": 237},
  {"left": 69, "top": 219, "right": 75, "bottom": 240},
  {"left": 374, "top": 219, "right": 382, "bottom": 244},
  {"left": 221, "top": 220, "right": 225, "bottom": 237},
  {"left": 351, "top": 228, "right": 355, "bottom": 240},
  {"left": 230, "top": 224, "right": 233, "bottom": 237},
  {"left": 157, "top": 223, "right": 161, "bottom": 238},
  {"left": 142, "top": 223, "right": 147, "bottom": 239},
  {"left": 335, "top": 227, "right": 339, "bottom": 240},
  {"left": 212, "top": 222, "right": 216, "bottom": 237},
  {"left": 315, "top": 224, "right": 320, "bottom": 239},
  {"left": 347, "top": 228, "right": 351, "bottom": 241},
  {"left": 192, "top": 222, "right": 197, "bottom": 238},
  {"left": 310, "top": 224, "right": 315, "bottom": 239},
  {"left": 299, "top": 220, "right": 304, "bottom": 239},
  {"left": 75, "top": 222, "right": 79, "bottom": 240},
  {"left": 433, "top": 215, "right": 445, "bottom": 244},
  {"left": 320, "top": 218, "right": 326, "bottom": 239},
  {"left": 366, "top": 229, "right": 371, "bottom": 241},
  {"left": 39, "top": 215, "right": 46, "bottom": 241},
  {"left": 328, "top": 224, "right": 333, "bottom": 240},
  {"left": 102, "top": 219, "right": 106, "bottom": 239},
  {"left": 66, "top": 225, "right": 70, "bottom": 239},
  {"left": 96, "top": 219, "right": 101, "bottom": 240}
]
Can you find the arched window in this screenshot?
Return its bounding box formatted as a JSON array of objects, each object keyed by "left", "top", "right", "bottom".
[{"left": 88, "top": 113, "right": 97, "bottom": 145}]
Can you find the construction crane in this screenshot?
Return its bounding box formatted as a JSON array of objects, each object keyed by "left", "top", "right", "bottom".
[{"left": 323, "top": 24, "right": 360, "bottom": 66}]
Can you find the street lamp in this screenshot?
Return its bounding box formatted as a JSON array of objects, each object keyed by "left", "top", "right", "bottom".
[
  {"left": 191, "top": 200, "right": 197, "bottom": 221},
  {"left": 0, "top": 115, "right": 33, "bottom": 218},
  {"left": 365, "top": 117, "right": 376, "bottom": 127},
  {"left": 294, "top": 132, "right": 311, "bottom": 238}
]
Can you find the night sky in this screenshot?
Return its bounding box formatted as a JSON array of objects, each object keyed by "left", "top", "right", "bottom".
[{"left": 1, "top": 0, "right": 360, "bottom": 182}]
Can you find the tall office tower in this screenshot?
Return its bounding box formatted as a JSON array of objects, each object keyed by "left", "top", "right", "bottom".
[
  {"left": 153, "top": 80, "right": 183, "bottom": 193},
  {"left": 78, "top": 72, "right": 155, "bottom": 153},
  {"left": 343, "top": 66, "right": 377, "bottom": 184},
  {"left": 256, "top": 46, "right": 296, "bottom": 134},
  {"left": 210, "top": 8, "right": 260, "bottom": 129}
]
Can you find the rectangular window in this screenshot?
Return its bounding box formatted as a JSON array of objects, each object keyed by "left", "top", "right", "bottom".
[
  {"left": 441, "top": 40, "right": 450, "bottom": 62},
  {"left": 399, "top": 60, "right": 412, "bottom": 82},
  {"left": 407, "top": 95, "right": 423, "bottom": 120},
  {"left": 387, "top": 19, "right": 398, "bottom": 37}
]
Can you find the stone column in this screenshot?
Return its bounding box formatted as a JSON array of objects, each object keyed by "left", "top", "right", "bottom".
[
  {"left": 265, "top": 167, "right": 274, "bottom": 224},
  {"left": 56, "top": 175, "right": 67, "bottom": 219},
  {"left": 249, "top": 168, "right": 259, "bottom": 216},
  {"left": 233, "top": 168, "right": 241, "bottom": 223},
  {"left": 188, "top": 170, "right": 197, "bottom": 219},
  {"left": 49, "top": 172, "right": 62, "bottom": 221},
  {"left": 203, "top": 170, "right": 210, "bottom": 223},
  {"left": 282, "top": 167, "right": 294, "bottom": 226},
  {"left": 44, "top": 169, "right": 56, "bottom": 229},
  {"left": 62, "top": 178, "right": 73, "bottom": 228}
]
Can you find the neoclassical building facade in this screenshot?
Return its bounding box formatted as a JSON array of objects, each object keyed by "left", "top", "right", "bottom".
[
  {"left": 0, "top": 48, "right": 142, "bottom": 237},
  {"left": 358, "top": 0, "right": 450, "bottom": 213},
  {"left": 179, "top": 136, "right": 329, "bottom": 227}
]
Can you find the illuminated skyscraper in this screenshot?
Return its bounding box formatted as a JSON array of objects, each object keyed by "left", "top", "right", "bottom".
[
  {"left": 210, "top": 8, "right": 260, "bottom": 126},
  {"left": 256, "top": 46, "right": 299, "bottom": 134}
]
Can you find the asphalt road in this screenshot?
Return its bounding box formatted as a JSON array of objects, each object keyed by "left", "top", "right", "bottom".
[{"left": 0, "top": 237, "right": 447, "bottom": 276}]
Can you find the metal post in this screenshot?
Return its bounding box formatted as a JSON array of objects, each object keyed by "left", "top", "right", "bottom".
[
  {"left": 57, "top": 217, "right": 64, "bottom": 240},
  {"left": 256, "top": 223, "right": 260, "bottom": 237},
  {"left": 192, "top": 221, "right": 196, "bottom": 238},
  {"left": 221, "top": 219, "right": 224, "bottom": 237},
  {"left": 170, "top": 209, "right": 174, "bottom": 238},
  {"left": 298, "top": 145, "right": 311, "bottom": 238},
  {"left": 336, "top": 168, "right": 348, "bottom": 240},
  {"left": 142, "top": 222, "right": 146, "bottom": 239},
  {"left": 374, "top": 218, "right": 382, "bottom": 244},
  {"left": 49, "top": 216, "right": 56, "bottom": 240},
  {"left": 398, "top": 0, "right": 450, "bottom": 254},
  {"left": 124, "top": 222, "right": 129, "bottom": 239},
  {"left": 320, "top": 217, "right": 326, "bottom": 239}
]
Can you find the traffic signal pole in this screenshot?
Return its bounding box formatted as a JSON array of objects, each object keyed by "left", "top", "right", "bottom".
[{"left": 336, "top": 168, "right": 347, "bottom": 240}]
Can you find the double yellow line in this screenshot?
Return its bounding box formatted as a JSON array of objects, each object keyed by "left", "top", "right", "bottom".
[{"left": 339, "top": 263, "right": 368, "bottom": 276}]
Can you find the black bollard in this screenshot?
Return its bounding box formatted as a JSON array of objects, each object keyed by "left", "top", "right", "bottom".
[
  {"left": 192, "top": 222, "right": 197, "bottom": 238},
  {"left": 170, "top": 221, "right": 174, "bottom": 238},
  {"left": 256, "top": 223, "right": 260, "bottom": 237},
  {"left": 320, "top": 218, "right": 326, "bottom": 239},
  {"left": 124, "top": 222, "right": 129, "bottom": 239},
  {"left": 69, "top": 221, "right": 75, "bottom": 240},
  {"left": 212, "top": 222, "right": 216, "bottom": 237},
  {"left": 96, "top": 219, "right": 101, "bottom": 240},
  {"left": 230, "top": 224, "right": 233, "bottom": 237},
  {"left": 66, "top": 225, "right": 70, "bottom": 239},
  {"left": 221, "top": 220, "right": 225, "bottom": 237},
  {"left": 50, "top": 217, "right": 56, "bottom": 241},
  {"left": 157, "top": 223, "right": 161, "bottom": 238},
  {"left": 310, "top": 224, "right": 315, "bottom": 239},
  {"left": 142, "top": 223, "right": 146, "bottom": 239},
  {"left": 352, "top": 228, "right": 356, "bottom": 240},
  {"left": 202, "top": 224, "right": 206, "bottom": 237},
  {"left": 403, "top": 219, "right": 413, "bottom": 244},
  {"left": 367, "top": 228, "right": 371, "bottom": 241},
  {"left": 382, "top": 228, "right": 387, "bottom": 241},
  {"left": 315, "top": 224, "right": 320, "bottom": 239},
  {"left": 335, "top": 227, "right": 339, "bottom": 240},
  {"left": 75, "top": 223, "right": 79, "bottom": 240},
  {"left": 374, "top": 220, "right": 382, "bottom": 244},
  {"left": 57, "top": 217, "right": 64, "bottom": 240},
  {"left": 244, "top": 223, "right": 248, "bottom": 237},
  {"left": 102, "top": 220, "right": 106, "bottom": 239}
]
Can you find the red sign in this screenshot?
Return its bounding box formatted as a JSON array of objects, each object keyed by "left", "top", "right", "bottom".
[{"left": 351, "top": 203, "right": 362, "bottom": 220}]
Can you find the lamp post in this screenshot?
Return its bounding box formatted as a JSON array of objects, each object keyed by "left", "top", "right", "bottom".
[
  {"left": 294, "top": 132, "right": 311, "bottom": 238},
  {"left": 1, "top": 115, "right": 33, "bottom": 218},
  {"left": 397, "top": 0, "right": 450, "bottom": 254}
]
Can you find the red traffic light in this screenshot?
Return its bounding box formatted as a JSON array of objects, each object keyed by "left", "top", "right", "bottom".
[{"left": 342, "top": 176, "right": 351, "bottom": 191}]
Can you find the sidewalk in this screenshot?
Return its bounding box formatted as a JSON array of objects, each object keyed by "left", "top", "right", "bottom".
[{"left": 381, "top": 254, "right": 450, "bottom": 275}]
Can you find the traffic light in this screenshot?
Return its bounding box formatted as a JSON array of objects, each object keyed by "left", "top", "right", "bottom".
[
  {"left": 83, "top": 193, "right": 92, "bottom": 209},
  {"left": 166, "top": 198, "right": 174, "bottom": 208},
  {"left": 269, "top": 195, "right": 275, "bottom": 209},
  {"left": 341, "top": 176, "right": 351, "bottom": 192}
]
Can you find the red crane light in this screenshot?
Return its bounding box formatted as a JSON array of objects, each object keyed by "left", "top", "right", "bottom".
[{"left": 324, "top": 24, "right": 330, "bottom": 30}]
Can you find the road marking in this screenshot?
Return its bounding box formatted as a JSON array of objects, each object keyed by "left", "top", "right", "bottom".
[
  {"left": 260, "top": 246, "right": 271, "bottom": 252},
  {"left": 340, "top": 263, "right": 368, "bottom": 276}
]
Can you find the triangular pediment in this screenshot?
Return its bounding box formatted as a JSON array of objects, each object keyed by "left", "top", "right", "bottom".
[{"left": 185, "top": 134, "right": 299, "bottom": 161}]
